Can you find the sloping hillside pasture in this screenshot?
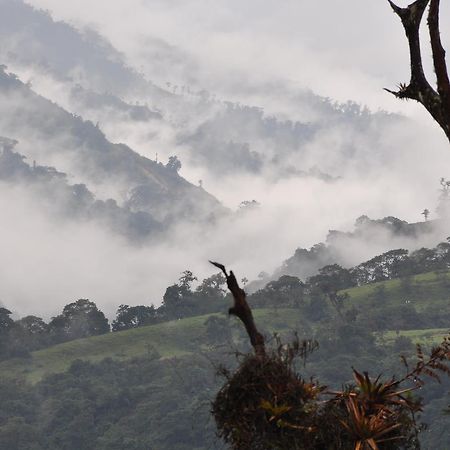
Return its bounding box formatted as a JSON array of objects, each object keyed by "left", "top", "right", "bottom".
[{"left": 1, "top": 271, "right": 449, "bottom": 383}]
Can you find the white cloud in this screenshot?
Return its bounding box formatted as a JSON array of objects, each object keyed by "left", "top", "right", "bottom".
[
  {"left": 1, "top": 0, "right": 448, "bottom": 317},
  {"left": 24, "top": 0, "right": 449, "bottom": 114}
]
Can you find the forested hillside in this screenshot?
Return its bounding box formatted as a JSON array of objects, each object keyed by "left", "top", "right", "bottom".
[
  {"left": 0, "top": 66, "right": 224, "bottom": 228},
  {"left": 1, "top": 261, "right": 450, "bottom": 448},
  {"left": 0, "top": 0, "right": 414, "bottom": 187}
]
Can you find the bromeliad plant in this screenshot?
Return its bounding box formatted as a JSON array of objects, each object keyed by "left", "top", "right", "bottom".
[{"left": 330, "top": 370, "right": 422, "bottom": 450}]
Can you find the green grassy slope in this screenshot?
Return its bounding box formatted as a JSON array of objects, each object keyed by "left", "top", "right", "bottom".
[
  {"left": 381, "top": 328, "right": 449, "bottom": 345},
  {"left": 343, "top": 271, "right": 450, "bottom": 311},
  {"left": 0, "top": 309, "right": 303, "bottom": 383},
  {"left": 1, "top": 270, "right": 449, "bottom": 383}
]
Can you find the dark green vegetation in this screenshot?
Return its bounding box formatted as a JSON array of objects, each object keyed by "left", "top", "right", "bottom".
[
  {"left": 210, "top": 265, "right": 450, "bottom": 449},
  {"left": 1, "top": 243, "right": 450, "bottom": 448},
  {"left": 3, "top": 238, "right": 450, "bottom": 363}
]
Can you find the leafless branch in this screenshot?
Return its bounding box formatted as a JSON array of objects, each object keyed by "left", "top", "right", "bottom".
[
  {"left": 387, "top": 0, "right": 450, "bottom": 141},
  {"left": 210, "top": 261, "right": 266, "bottom": 357}
]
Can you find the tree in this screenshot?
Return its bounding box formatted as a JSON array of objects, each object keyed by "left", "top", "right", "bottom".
[
  {"left": 9, "top": 316, "right": 49, "bottom": 354},
  {"left": 15, "top": 316, "right": 48, "bottom": 335},
  {"left": 352, "top": 249, "right": 410, "bottom": 284},
  {"left": 178, "top": 270, "right": 197, "bottom": 290},
  {"left": 49, "top": 299, "right": 109, "bottom": 342},
  {"left": 386, "top": 0, "right": 450, "bottom": 142},
  {"left": 410, "top": 246, "right": 442, "bottom": 273},
  {"left": 251, "top": 275, "right": 305, "bottom": 308},
  {"left": 195, "top": 273, "right": 227, "bottom": 312},
  {"left": 239, "top": 200, "right": 260, "bottom": 211},
  {"left": 0, "top": 308, "right": 15, "bottom": 358},
  {"left": 204, "top": 315, "right": 232, "bottom": 345},
  {"left": 165, "top": 155, "right": 182, "bottom": 172},
  {"left": 112, "top": 304, "right": 158, "bottom": 331},
  {"left": 162, "top": 270, "right": 199, "bottom": 319},
  {"left": 307, "top": 265, "right": 355, "bottom": 318},
  {"left": 421, "top": 208, "right": 430, "bottom": 221},
  {"left": 437, "top": 178, "right": 450, "bottom": 218},
  {"left": 0, "top": 417, "right": 43, "bottom": 450},
  {"left": 0, "top": 307, "right": 14, "bottom": 334},
  {"left": 308, "top": 264, "right": 355, "bottom": 293}
]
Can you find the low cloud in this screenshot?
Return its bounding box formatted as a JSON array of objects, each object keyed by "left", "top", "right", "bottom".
[{"left": 0, "top": 0, "right": 449, "bottom": 319}]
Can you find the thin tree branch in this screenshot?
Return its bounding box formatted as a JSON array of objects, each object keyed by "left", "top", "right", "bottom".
[
  {"left": 210, "top": 261, "right": 266, "bottom": 357},
  {"left": 428, "top": 0, "right": 450, "bottom": 112},
  {"left": 387, "top": 0, "right": 436, "bottom": 99},
  {"left": 387, "top": 0, "right": 450, "bottom": 142}
]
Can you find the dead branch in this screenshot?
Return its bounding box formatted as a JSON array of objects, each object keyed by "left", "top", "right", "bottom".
[
  {"left": 428, "top": 0, "right": 450, "bottom": 110},
  {"left": 387, "top": 0, "right": 450, "bottom": 141},
  {"left": 210, "top": 261, "right": 266, "bottom": 357}
]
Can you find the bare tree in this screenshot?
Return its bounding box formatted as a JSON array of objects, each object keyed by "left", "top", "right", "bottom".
[
  {"left": 386, "top": 0, "right": 450, "bottom": 142},
  {"left": 210, "top": 261, "right": 266, "bottom": 357}
]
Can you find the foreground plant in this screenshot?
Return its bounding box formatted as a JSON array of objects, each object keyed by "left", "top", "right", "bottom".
[{"left": 210, "top": 262, "right": 450, "bottom": 450}]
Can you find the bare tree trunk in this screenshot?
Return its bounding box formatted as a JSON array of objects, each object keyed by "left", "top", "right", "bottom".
[
  {"left": 210, "top": 261, "right": 266, "bottom": 357},
  {"left": 386, "top": 0, "right": 450, "bottom": 142}
]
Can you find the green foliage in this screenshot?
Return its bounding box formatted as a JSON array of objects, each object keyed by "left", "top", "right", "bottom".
[
  {"left": 0, "top": 247, "right": 450, "bottom": 447},
  {"left": 112, "top": 305, "right": 158, "bottom": 331},
  {"left": 0, "top": 356, "right": 221, "bottom": 450},
  {"left": 48, "top": 299, "right": 110, "bottom": 343},
  {"left": 0, "top": 307, "right": 14, "bottom": 332},
  {"left": 204, "top": 315, "right": 232, "bottom": 346},
  {"left": 250, "top": 275, "right": 305, "bottom": 308},
  {"left": 308, "top": 264, "right": 356, "bottom": 293},
  {"left": 0, "top": 303, "right": 449, "bottom": 448},
  {"left": 213, "top": 351, "right": 325, "bottom": 450},
  {"left": 212, "top": 339, "right": 445, "bottom": 450},
  {"left": 0, "top": 309, "right": 301, "bottom": 384}
]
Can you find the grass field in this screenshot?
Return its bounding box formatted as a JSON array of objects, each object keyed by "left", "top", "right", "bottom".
[
  {"left": 1, "top": 270, "right": 449, "bottom": 383},
  {"left": 0, "top": 309, "right": 304, "bottom": 383},
  {"left": 343, "top": 270, "right": 450, "bottom": 311},
  {"left": 381, "top": 328, "right": 449, "bottom": 345}
]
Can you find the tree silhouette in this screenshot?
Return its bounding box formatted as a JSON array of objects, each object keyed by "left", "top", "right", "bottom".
[
  {"left": 386, "top": 0, "right": 450, "bottom": 142},
  {"left": 166, "top": 155, "right": 182, "bottom": 172},
  {"left": 421, "top": 208, "right": 430, "bottom": 221}
]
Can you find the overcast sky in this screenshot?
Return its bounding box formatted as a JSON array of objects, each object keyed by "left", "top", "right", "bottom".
[
  {"left": 4, "top": 0, "right": 448, "bottom": 317},
  {"left": 25, "top": 0, "right": 449, "bottom": 118}
]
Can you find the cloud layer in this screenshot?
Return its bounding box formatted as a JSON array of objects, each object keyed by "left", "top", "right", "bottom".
[
  {"left": 0, "top": 0, "right": 448, "bottom": 318},
  {"left": 24, "top": 0, "right": 450, "bottom": 114}
]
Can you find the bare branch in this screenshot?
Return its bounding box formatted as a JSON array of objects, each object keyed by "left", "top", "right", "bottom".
[
  {"left": 387, "top": 0, "right": 450, "bottom": 142},
  {"left": 388, "top": 0, "right": 432, "bottom": 98},
  {"left": 428, "top": 0, "right": 450, "bottom": 111},
  {"left": 210, "top": 261, "right": 266, "bottom": 357}
]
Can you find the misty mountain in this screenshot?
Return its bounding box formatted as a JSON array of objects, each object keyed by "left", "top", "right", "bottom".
[
  {"left": 0, "top": 66, "right": 225, "bottom": 226},
  {"left": 0, "top": 0, "right": 446, "bottom": 317},
  {"left": 0, "top": 0, "right": 407, "bottom": 185},
  {"left": 0, "top": 0, "right": 168, "bottom": 99},
  {"left": 69, "top": 85, "right": 163, "bottom": 123},
  {"left": 177, "top": 97, "right": 399, "bottom": 179},
  {"left": 0, "top": 137, "right": 166, "bottom": 241},
  {"left": 249, "top": 215, "right": 447, "bottom": 291}
]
